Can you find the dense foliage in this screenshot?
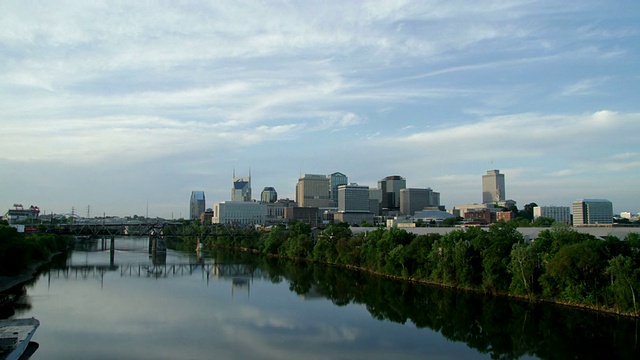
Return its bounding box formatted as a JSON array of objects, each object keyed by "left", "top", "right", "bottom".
[
  {"left": 171, "top": 221, "right": 640, "bottom": 316},
  {"left": 222, "top": 249, "right": 639, "bottom": 359},
  {"left": 0, "top": 224, "right": 73, "bottom": 275}
]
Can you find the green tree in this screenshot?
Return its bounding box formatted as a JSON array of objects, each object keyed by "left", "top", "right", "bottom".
[
  {"left": 508, "top": 242, "right": 538, "bottom": 296},
  {"left": 481, "top": 221, "right": 523, "bottom": 293},
  {"left": 289, "top": 220, "right": 312, "bottom": 238},
  {"left": 509, "top": 217, "right": 532, "bottom": 227},
  {"left": 262, "top": 225, "right": 287, "bottom": 254},
  {"left": 532, "top": 216, "right": 555, "bottom": 227},
  {"left": 442, "top": 217, "right": 460, "bottom": 227},
  {"left": 606, "top": 255, "right": 638, "bottom": 314},
  {"left": 540, "top": 240, "right": 603, "bottom": 303},
  {"left": 517, "top": 202, "right": 538, "bottom": 221},
  {"left": 281, "top": 234, "right": 314, "bottom": 258},
  {"left": 405, "top": 233, "right": 439, "bottom": 279}
]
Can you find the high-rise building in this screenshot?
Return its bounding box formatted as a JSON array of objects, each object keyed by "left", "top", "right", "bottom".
[
  {"left": 296, "top": 174, "right": 330, "bottom": 208},
  {"left": 369, "top": 188, "right": 383, "bottom": 215},
  {"left": 338, "top": 183, "right": 370, "bottom": 213},
  {"left": 329, "top": 172, "right": 348, "bottom": 207},
  {"left": 231, "top": 170, "right": 251, "bottom": 202},
  {"left": 400, "top": 188, "right": 440, "bottom": 216},
  {"left": 335, "top": 183, "right": 374, "bottom": 225},
  {"left": 533, "top": 206, "right": 571, "bottom": 225},
  {"left": 190, "top": 191, "right": 206, "bottom": 220},
  {"left": 260, "top": 187, "right": 278, "bottom": 203},
  {"left": 572, "top": 199, "right": 613, "bottom": 226},
  {"left": 378, "top": 175, "right": 406, "bottom": 211},
  {"left": 482, "top": 169, "right": 505, "bottom": 204}
]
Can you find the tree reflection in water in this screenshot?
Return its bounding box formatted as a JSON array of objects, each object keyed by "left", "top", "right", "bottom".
[{"left": 212, "top": 248, "right": 639, "bottom": 360}]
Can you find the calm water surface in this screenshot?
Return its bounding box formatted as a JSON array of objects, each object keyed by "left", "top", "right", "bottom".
[{"left": 5, "top": 237, "right": 639, "bottom": 359}]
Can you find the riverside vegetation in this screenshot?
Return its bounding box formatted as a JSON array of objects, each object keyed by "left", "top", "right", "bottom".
[
  {"left": 169, "top": 221, "right": 640, "bottom": 317},
  {"left": 0, "top": 223, "right": 73, "bottom": 277}
]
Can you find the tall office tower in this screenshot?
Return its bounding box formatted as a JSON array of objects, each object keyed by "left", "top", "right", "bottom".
[
  {"left": 336, "top": 183, "right": 373, "bottom": 225},
  {"left": 231, "top": 170, "right": 251, "bottom": 202},
  {"left": 430, "top": 191, "right": 441, "bottom": 208},
  {"left": 482, "top": 169, "right": 505, "bottom": 204},
  {"left": 400, "top": 188, "right": 438, "bottom": 216},
  {"left": 261, "top": 187, "right": 278, "bottom": 203},
  {"left": 190, "top": 191, "right": 206, "bottom": 220},
  {"left": 369, "top": 188, "right": 383, "bottom": 215},
  {"left": 329, "top": 172, "right": 348, "bottom": 207},
  {"left": 377, "top": 175, "right": 406, "bottom": 211},
  {"left": 572, "top": 199, "right": 613, "bottom": 226},
  {"left": 296, "top": 174, "right": 330, "bottom": 207},
  {"left": 338, "top": 183, "right": 370, "bottom": 213}
]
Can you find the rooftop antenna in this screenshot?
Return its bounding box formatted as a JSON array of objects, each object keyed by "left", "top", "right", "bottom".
[{"left": 146, "top": 198, "right": 149, "bottom": 219}]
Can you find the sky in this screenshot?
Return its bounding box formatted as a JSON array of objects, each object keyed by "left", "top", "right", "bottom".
[{"left": 1, "top": 1, "right": 639, "bottom": 219}]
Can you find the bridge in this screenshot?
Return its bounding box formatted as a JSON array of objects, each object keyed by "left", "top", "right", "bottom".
[
  {"left": 74, "top": 234, "right": 168, "bottom": 267},
  {"left": 44, "top": 220, "right": 181, "bottom": 236}
]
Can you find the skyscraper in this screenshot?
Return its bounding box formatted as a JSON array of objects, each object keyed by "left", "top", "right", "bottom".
[
  {"left": 378, "top": 175, "right": 406, "bottom": 211},
  {"left": 231, "top": 170, "right": 251, "bottom": 202},
  {"left": 338, "top": 183, "right": 370, "bottom": 213},
  {"left": 329, "top": 172, "right": 348, "bottom": 207},
  {"left": 190, "top": 191, "right": 205, "bottom": 220},
  {"left": 482, "top": 169, "right": 505, "bottom": 204},
  {"left": 335, "top": 183, "right": 374, "bottom": 225},
  {"left": 400, "top": 188, "right": 440, "bottom": 216},
  {"left": 296, "top": 174, "right": 330, "bottom": 207}
]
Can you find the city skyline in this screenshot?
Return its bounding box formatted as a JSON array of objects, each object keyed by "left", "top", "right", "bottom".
[{"left": 1, "top": 2, "right": 639, "bottom": 218}]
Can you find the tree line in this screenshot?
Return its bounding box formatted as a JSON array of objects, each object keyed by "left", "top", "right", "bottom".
[
  {"left": 208, "top": 248, "right": 639, "bottom": 359},
  {"left": 0, "top": 223, "right": 74, "bottom": 276},
  {"left": 169, "top": 220, "right": 640, "bottom": 316}
]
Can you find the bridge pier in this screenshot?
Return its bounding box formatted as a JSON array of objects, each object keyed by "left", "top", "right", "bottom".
[
  {"left": 148, "top": 234, "right": 166, "bottom": 265},
  {"left": 110, "top": 236, "right": 115, "bottom": 267}
]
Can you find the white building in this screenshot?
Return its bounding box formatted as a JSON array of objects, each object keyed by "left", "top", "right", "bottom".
[
  {"left": 533, "top": 206, "right": 571, "bottom": 225},
  {"left": 620, "top": 212, "right": 633, "bottom": 220},
  {"left": 213, "top": 201, "right": 267, "bottom": 226},
  {"left": 572, "top": 199, "right": 613, "bottom": 226}
]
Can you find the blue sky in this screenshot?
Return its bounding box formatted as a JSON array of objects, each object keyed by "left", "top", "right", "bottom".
[{"left": 1, "top": 1, "right": 638, "bottom": 218}]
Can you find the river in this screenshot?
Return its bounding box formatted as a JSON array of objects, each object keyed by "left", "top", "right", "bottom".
[{"left": 3, "top": 236, "right": 638, "bottom": 359}]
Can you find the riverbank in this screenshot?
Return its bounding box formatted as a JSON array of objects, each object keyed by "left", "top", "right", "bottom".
[
  {"left": 223, "top": 244, "right": 640, "bottom": 319},
  {"left": 0, "top": 262, "right": 43, "bottom": 293}
]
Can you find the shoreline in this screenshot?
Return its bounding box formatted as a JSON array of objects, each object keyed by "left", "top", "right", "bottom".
[
  {"left": 222, "top": 245, "right": 640, "bottom": 319},
  {"left": 0, "top": 265, "right": 40, "bottom": 293},
  {"left": 0, "top": 253, "right": 61, "bottom": 293}
]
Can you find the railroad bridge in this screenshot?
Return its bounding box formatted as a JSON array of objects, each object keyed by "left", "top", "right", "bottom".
[{"left": 44, "top": 221, "right": 181, "bottom": 236}]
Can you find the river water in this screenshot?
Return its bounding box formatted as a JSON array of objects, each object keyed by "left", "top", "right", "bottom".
[{"left": 4, "top": 236, "right": 639, "bottom": 359}]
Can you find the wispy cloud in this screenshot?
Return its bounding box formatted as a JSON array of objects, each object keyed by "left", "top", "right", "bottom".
[{"left": 559, "top": 77, "right": 609, "bottom": 97}]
